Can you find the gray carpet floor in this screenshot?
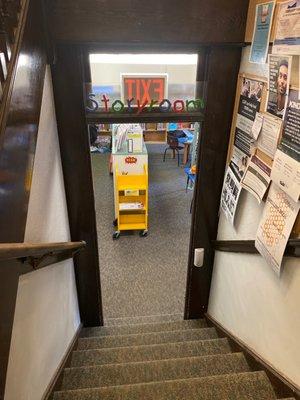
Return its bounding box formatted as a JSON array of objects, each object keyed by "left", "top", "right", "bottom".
[{"left": 91, "top": 144, "right": 193, "bottom": 322}]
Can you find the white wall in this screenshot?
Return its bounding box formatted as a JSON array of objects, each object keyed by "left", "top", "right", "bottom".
[
  {"left": 208, "top": 46, "right": 300, "bottom": 388},
  {"left": 4, "top": 66, "right": 81, "bottom": 400}
]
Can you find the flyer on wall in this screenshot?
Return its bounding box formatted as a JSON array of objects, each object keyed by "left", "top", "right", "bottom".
[
  {"left": 266, "top": 54, "right": 292, "bottom": 119},
  {"left": 241, "top": 154, "right": 271, "bottom": 203},
  {"left": 220, "top": 162, "right": 242, "bottom": 226},
  {"left": 257, "top": 113, "right": 282, "bottom": 159},
  {"left": 271, "top": 149, "right": 300, "bottom": 202},
  {"left": 250, "top": 1, "right": 275, "bottom": 63},
  {"left": 273, "top": 0, "right": 300, "bottom": 55},
  {"left": 255, "top": 182, "right": 300, "bottom": 276},
  {"left": 232, "top": 77, "right": 264, "bottom": 175},
  {"left": 278, "top": 88, "right": 300, "bottom": 162},
  {"left": 271, "top": 88, "right": 300, "bottom": 201}
]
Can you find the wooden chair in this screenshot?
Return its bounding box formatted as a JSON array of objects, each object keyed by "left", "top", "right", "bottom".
[{"left": 163, "top": 132, "right": 184, "bottom": 166}]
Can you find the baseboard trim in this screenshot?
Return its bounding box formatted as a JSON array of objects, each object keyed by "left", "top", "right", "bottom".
[
  {"left": 205, "top": 313, "right": 300, "bottom": 400},
  {"left": 43, "top": 323, "right": 82, "bottom": 400}
]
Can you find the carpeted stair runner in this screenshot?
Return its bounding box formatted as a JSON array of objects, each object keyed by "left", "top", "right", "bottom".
[{"left": 52, "top": 316, "right": 296, "bottom": 400}]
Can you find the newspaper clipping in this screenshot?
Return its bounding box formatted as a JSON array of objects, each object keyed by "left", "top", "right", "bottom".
[
  {"left": 255, "top": 183, "right": 300, "bottom": 275},
  {"left": 241, "top": 155, "right": 271, "bottom": 203},
  {"left": 221, "top": 162, "right": 243, "bottom": 226},
  {"left": 257, "top": 113, "right": 282, "bottom": 159},
  {"left": 266, "top": 54, "right": 292, "bottom": 119}
]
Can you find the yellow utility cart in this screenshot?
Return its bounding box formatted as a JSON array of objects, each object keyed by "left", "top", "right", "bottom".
[{"left": 113, "top": 165, "right": 148, "bottom": 239}]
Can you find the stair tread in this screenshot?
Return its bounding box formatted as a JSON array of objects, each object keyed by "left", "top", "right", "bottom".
[
  {"left": 60, "top": 352, "right": 250, "bottom": 390},
  {"left": 81, "top": 319, "right": 207, "bottom": 338},
  {"left": 71, "top": 337, "right": 232, "bottom": 367},
  {"left": 77, "top": 327, "right": 219, "bottom": 350},
  {"left": 105, "top": 313, "right": 183, "bottom": 326},
  {"left": 53, "top": 371, "right": 277, "bottom": 400}
]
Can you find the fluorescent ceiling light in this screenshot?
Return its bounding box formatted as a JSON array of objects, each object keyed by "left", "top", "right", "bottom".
[{"left": 89, "top": 54, "right": 198, "bottom": 65}]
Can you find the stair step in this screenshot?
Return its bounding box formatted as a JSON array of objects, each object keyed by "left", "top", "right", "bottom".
[
  {"left": 53, "top": 371, "right": 277, "bottom": 400},
  {"left": 81, "top": 319, "right": 207, "bottom": 338},
  {"left": 105, "top": 313, "right": 183, "bottom": 326},
  {"left": 60, "top": 353, "right": 250, "bottom": 390},
  {"left": 71, "top": 338, "right": 232, "bottom": 367},
  {"left": 77, "top": 327, "right": 219, "bottom": 350}
]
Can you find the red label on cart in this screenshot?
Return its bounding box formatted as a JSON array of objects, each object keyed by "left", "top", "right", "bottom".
[{"left": 125, "top": 156, "right": 138, "bottom": 164}]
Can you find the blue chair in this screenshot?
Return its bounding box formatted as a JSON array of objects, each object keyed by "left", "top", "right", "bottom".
[{"left": 184, "top": 167, "right": 196, "bottom": 192}]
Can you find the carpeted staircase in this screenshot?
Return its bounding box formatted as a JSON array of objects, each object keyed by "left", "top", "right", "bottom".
[{"left": 52, "top": 315, "right": 295, "bottom": 400}]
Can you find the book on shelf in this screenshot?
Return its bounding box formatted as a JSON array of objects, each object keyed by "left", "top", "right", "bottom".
[{"left": 119, "top": 202, "right": 144, "bottom": 210}]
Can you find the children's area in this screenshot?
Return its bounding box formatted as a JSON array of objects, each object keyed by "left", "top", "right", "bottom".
[{"left": 88, "top": 54, "right": 200, "bottom": 321}]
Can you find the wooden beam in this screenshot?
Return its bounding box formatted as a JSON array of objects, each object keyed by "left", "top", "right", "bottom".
[
  {"left": 46, "top": 0, "right": 249, "bottom": 45},
  {"left": 51, "top": 44, "right": 103, "bottom": 327},
  {"left": 86, "top": 111, "right": 204, "bottom": 124},
  {"left": 185, "top": 46, "right": 242, "bottom": 319}
]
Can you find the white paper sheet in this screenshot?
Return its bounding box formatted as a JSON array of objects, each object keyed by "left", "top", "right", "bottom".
[
  {"left": 257, "top": 114, "right": 282, "bottom": 159},
  {"left": 255, "top": 183, "right": 300, "bottom": 275},
  {"left": 271, "top": 149, "right": 300, "bottom": 202}
]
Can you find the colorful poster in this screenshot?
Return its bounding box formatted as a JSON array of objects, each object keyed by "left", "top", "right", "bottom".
[
  {"left": 241, "top": 155, "right": 271, "bottom": 203},
  {"left": 232, "top": 78, "right": 264, "bottom": 173},
  {"left": 273, "top": 0, "right": 300, "bottom": 55},
  {"left": 250, "top": 1, "right": 275, "bottom": 63},
  {"left": 220, "top": 162, "right": 242, "bottom": 226},
  {"left": 257, "top": 113, "right": 282, "bottom": 159},
  {"left": 255, "top": 183, "right": 300, "bottom": 275},
  {"left": 266, "top": 54, "right": 292, "bottom": 119},
  {"left": 279, "top": 88, "right": 300, "bottom": 161},
  {"left": 271, "top": 149, "right": 300, "bottom": 202}
]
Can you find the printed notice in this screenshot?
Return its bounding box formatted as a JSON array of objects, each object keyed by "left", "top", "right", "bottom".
[
  {"left": 266, "top": 54, "right": 292, "bottom": 119},
  {"left": 250, "top": 1, "right": 275, "bottom": 63},
  {"left": 271, "top": 149, "right": 300, "bottom": 202},
  {"left": 241, "top": 155, "right": 271, "bottom": 203},
  {"left": 251, "top": 113, "right": 264, "bottom": 140},
  {"left": 257, "top": 113, "right": 282, "bottom": 159},
  {"left": 279, "top": 88, "right": 300, "bottom": 162},
  {"left": 233, "top": 78, "right": 264, "bottom": 173},
  {"left": 273, "top": 0, "right": 300, "bottom": 55},
  {"left": 221, "top": 162, "right": 242, "bottom": 226},
  {"left": 255, "top": 183, "right": 300, "bottom": 275}
]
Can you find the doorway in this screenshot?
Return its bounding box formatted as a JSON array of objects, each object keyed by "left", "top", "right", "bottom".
[{"left": 87, "top": 53, "right": 199, "bottom": 324}]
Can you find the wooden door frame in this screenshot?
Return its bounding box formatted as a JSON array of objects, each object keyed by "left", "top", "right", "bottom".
[{"left": 51, "top": 44, "right": 242, "bottom": 326}]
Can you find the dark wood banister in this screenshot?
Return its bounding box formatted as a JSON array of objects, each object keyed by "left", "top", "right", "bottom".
[
  {"left": 212, "top": 239, "right": 300, "bottom": 257},
  {"left": 0, "top": 241, "right": 86, "bottom": 269}
]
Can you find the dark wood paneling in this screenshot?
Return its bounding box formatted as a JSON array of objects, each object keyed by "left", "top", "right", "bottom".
[
  {"left": 46, "top": 0, "right": 249, "bottom": 45},
  {"left": 0, "top": 0, "right": 46, "bottom": 243},
  {"left": 51, "top": 45, "right": 103, "bottom": 327},
  {"left": 206, "top": 313, "right": 300, "bottom": 400},
  {"left": 185, "top": 46, "right": 242, "bottom": 319}
]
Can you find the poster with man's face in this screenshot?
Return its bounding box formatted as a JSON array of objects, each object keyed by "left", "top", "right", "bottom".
[{"left": 266, "top": 54, "right": 292, "bottom": 119}]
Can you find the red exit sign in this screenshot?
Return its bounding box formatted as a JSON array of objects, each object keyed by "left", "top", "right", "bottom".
[{"left": 121, "top": 74, "right": 167, "bottom": 104}]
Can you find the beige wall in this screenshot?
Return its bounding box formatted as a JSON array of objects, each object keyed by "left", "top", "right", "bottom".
[
  {"left": 208, "top": 41, "right": 300, "bottom": 388},
  {"left": 4, "top": 66, "right": 81, "bottom": 400}
]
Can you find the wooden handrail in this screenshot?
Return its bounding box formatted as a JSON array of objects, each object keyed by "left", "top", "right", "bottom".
[
  {"left": 212, "top": 239, "right": 300, "bottom": 257},
  {"left": 0, "top": 241, "right": 86, "bottom": 261}
]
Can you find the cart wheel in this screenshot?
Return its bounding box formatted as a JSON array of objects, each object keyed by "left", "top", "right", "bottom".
[
  {"left": 113, "top": 231, "right": 120, "bottom": 240},
  {"left": 139, "top": 230, "right": 148, "bottom": 237},
  {"left": 113, "top": 218, "right": 118, "bottom": 227}
]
